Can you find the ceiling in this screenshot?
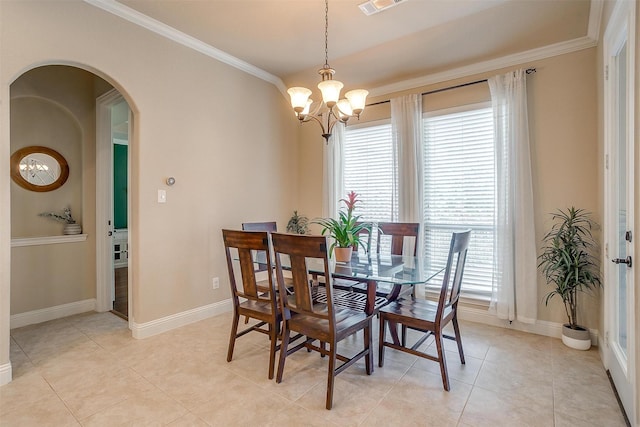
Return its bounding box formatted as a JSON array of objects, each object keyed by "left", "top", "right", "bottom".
[{"left": 103, "top": 0, "right": 596, "bottom": 95}]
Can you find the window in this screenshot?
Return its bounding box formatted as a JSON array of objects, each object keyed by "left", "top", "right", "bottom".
[
  {"left": 422, "top": 104, "right": 495, "bottom": 300},
  {"left": 343, "top": 122, "right": 397, "bottom": 222}
]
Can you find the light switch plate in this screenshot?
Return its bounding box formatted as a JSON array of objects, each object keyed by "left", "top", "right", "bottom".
[{"left": 158, "top": 189, "right": 167, "bottom": 203}]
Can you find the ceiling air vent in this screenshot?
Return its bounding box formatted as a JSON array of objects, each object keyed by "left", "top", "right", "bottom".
[{"left": 359, "top": 0, "right": 406, "bottom": 16}]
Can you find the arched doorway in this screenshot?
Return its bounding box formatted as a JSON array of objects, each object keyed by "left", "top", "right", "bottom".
[{"left": 6, "top": 64, "right": 137, "bottom": 383}]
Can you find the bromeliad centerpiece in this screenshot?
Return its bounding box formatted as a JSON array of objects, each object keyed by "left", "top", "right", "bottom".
[{"left": 314, "top": 191, "right": 372, "bottom": 262}]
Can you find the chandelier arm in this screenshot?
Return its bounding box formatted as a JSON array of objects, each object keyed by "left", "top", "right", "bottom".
[
  {"left": 301, "top": 113, "right": 329, "bottom": 136},
  {"left": 333, "top": 104, "right": 354, "bottom": 119},
  {"left": 327, "top": 114, "right": 347, "bottom": 136},
  {"left": 309, "top": 100, "right": 323, "bottom": 117}
]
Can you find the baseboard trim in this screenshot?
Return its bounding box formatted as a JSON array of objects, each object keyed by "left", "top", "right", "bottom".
[
  {"left": 0, "top": 363, "right": 12, "bottom": 386},
  {"left": 458, "top": 306, "right": 599, "bottom": 346},
  {"left": 10, "top": 299, "right": 96, "bottom": 329},
  {"left": 131, "top": 299, "right": 233, "bottom": 339}
]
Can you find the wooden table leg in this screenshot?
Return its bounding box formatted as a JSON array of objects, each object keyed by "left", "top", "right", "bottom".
[
  {"left": 365, "top": 279, "right": 376, "bottom": 315},
  {"left": 386, "top": 284, "right": 403, "bottom": 345}
]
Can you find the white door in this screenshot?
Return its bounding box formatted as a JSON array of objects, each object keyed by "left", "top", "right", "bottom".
[
  {"left": 96, "top": 89, "right": 132, "bottom": 321},
  {"left": 604, "top": 1, "right": 636, "bottom": 424}
]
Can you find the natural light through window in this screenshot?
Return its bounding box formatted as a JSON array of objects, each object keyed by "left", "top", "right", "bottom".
[
  {"left": 343, "top": 122, "right": 397, "bottom": 222},
  {"left": 423, "top": 104, "right": 495, "bottom": 300}
]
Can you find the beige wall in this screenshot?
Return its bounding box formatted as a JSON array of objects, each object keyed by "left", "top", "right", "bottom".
[
  {"left": 298, "top": 48, "right": 601, "bottom": 329},
  {"left": 0, "top": 0, "right": 299, "bottom": 370}
]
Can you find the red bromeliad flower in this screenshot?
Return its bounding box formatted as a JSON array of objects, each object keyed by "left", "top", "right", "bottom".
[{"left": 340, "top": 191, "right": 359, "bottom": 214}]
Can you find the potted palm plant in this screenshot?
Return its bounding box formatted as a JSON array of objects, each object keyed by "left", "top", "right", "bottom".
[
  {"left": 538, "top": 207, "right": 601, "bottom": 350},
  {"left": 314, "top": 191, "right": 372, "bottom": 262}
]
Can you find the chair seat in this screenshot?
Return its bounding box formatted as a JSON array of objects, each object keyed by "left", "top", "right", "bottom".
[
  {"left": 238, "top": 298, "right": 277, "bottom": 319},
  {"left": 287, "top": 306, "right": 370, "bottom": 342},
  {"left": 379, "top": 298, "right": 452, "bottom": 324}
]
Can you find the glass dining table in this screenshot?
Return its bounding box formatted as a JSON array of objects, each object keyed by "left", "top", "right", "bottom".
[
  {"left": 272, "top": 251, "right": 444, "bottom": 314},
  {"left": 249, "top": 249, "right": 444, "bottom": 346}
]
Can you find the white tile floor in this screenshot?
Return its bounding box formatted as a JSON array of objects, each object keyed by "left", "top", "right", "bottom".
[{"left": 1, "top": 311, "right": 628, "bottom": 426}]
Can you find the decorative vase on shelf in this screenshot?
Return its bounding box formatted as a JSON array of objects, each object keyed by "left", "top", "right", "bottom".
[
  {"left": 63, "top": 223, "right": 82, "bottom": 235},
  {"left": 334, "top": 247, "right": 353, "bottom": 263}
]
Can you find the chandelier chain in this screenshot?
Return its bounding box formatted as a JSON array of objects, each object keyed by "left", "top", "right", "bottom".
[{"left": 324, "top": 0, "right": 329, "bottom": 67}]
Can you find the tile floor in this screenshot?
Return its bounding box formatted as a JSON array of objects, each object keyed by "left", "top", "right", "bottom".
[{"left": 1, "top": 311, "right": 628, "bottom": 426}]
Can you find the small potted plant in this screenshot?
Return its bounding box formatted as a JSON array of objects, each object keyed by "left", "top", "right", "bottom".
[
  {"left": 538, "top": 207, "right": 601, "bottom": 350},
  {"left": 286, "top": 210, "right": 309, "bottom": 235},
  {"left": 314, "top": 191, "right": 372, "bottom": 262},
  {"left": 39, "top": 207, "right": 81, "bottom": 235}
]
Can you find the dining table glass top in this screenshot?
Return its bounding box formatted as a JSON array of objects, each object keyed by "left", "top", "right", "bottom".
[{"left": 273, "top": 251, "right": 445, "bottom": 286}]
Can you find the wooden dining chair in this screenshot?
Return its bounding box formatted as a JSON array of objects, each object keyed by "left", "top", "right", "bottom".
[
  {"left": 378, "top": 230, "right": 471, "bottom": 391},
  {"left": 271, "top": 233, "right": 374, "bottom": 410},
  {"left": 222, "top": 229, "right": 281, "bottom": 379},
  {"left": 377, "top": 222, "right": 420, "bottom": 256}
]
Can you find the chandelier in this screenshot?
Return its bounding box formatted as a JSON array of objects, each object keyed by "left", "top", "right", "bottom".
[{"left": 287, "top": 0, "right": 368, "bottom": 142}]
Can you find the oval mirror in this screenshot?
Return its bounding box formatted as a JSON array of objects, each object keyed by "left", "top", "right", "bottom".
[{"left": 10, "top": 146, "right": 69, "bottom": 192}]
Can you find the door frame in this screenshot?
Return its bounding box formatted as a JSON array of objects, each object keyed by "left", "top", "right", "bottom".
[
  {"left": 602, "top": 0, "right": 637, "bottom": 424},
  {"left": 95, "top": 89, "right": 132, "bottom": 325}
]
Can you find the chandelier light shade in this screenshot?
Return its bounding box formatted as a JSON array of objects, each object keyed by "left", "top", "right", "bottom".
[{"left": 288, "top": 0, "right": 368, "bottom": 142}]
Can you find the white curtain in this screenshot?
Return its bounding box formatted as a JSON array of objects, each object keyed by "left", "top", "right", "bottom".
[
  {"left": 323, "top": 121, "right": 344, "bottom": 219},
  {"left": 391, "top": 94, "right": 424, "bottom": 256},
  {"left": 488, "top": 69, "right": 537, "bottom": 324}
]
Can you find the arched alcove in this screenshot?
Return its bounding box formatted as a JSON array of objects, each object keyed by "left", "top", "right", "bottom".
[{"left": 8, "top": 65, "right": 136, "bottom": 363}]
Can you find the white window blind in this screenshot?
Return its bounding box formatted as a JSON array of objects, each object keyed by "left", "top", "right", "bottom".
[
  {"left": 422, "top": 105, "right": 495, "bottom": 300},
  {"left": 343, "top": 122, "right": 397, "bottom": 222}
]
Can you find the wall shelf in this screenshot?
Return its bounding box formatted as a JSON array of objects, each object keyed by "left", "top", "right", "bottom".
[{"left": 11, "top": 234, "right": 88, "bottom": 247}]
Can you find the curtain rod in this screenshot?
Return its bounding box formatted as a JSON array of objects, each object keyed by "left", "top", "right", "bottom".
[{"left": 366, "top": 67, "right": 537, "bottom": 107}]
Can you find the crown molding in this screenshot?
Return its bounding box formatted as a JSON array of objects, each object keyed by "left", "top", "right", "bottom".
[
  {"left": 83, "top": 0, "right": 288, "bottom": 96},
  {"left": 367, "top": 35, "right": 598, "bottom": 98},
  {"left": 587, "top": 0, "right": 604, "bottom": 42},
  {"left": 85, "top": 0, "right": 601, "bottom": 102}
]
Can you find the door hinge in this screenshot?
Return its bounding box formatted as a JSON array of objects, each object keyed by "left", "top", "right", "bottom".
[
  {"left": 605, "top": 330, "right": 610, "bottom": 347},
  {"left": 605, "top": 243, "right": 609, "bottom": 258},
  {"left": 605, "top": 154, "right": 609, "bottom": 170},
  {"left": 605, "top": 65, "right": 609, "bottom": 81}
]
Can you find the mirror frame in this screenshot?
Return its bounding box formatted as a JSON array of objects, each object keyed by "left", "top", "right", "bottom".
[{"left": 10, "top": 146, "right": 69, "bottom": 192}]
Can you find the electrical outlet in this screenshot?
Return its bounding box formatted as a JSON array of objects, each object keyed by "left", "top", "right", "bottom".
[{"left": 212, "top": 277, "right": 220, "bottom": 290}]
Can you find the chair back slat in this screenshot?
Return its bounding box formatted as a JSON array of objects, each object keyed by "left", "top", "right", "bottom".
[
  {"left": 436, "top": 230, "right": 471, "bottom": 321},
  {"left": 271, "top": 233, "right": 334, "bottom": 322},
  {"left": 222, "top": 229, "right": 275, "bottom": 304},
  {"left": 289, "top": 254, "right": 315, "bottom": 311},
  {"left": 377, "top": 222, "right": 420, "bottom": 256}
]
